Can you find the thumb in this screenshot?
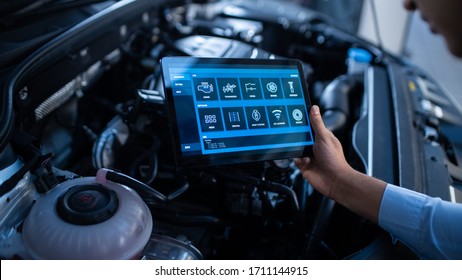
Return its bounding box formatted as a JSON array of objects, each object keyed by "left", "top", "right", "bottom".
[{"left": 309, "top": 105, "right": 328, "bottom": 139}]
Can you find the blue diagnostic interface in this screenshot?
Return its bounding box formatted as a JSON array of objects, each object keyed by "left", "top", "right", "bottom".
[{"left": 161, "top": 57, "right": 314, "bottom": 167}]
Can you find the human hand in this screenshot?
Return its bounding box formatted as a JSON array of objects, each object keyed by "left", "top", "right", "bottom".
[
  {"left": 294, "top": 105, "right": 386, "bottom": 223},
  {"left": 294, "top": 105, "right": 355, "bottom": 199}
]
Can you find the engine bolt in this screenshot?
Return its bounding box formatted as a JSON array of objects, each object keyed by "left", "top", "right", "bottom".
[{"left": 19, "top": 87, "right": 28, "bottom": 100}]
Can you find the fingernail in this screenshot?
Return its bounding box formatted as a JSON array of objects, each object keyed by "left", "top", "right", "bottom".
[{"left": 312, "top": 105, "right": 320, "bottom": 115}]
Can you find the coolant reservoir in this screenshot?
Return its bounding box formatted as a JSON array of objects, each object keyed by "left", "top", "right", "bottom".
[
  {"left": 347, "top": 47, "right": 372, "bottom": 75},
  {"left": 22, "top": 176, "right": 152, "bottom": 259}
]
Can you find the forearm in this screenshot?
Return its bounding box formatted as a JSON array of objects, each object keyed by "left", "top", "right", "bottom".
[
  {"left": 379, "top": 184, "right": 462, "bottom": 259},
  {"left": 331, "top": 168, "right": 387, "bottom": 224}
]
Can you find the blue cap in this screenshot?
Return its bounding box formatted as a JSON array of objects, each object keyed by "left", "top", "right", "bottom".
[{"left": 348, "top": 48, "right": 372, "bottom": 63}]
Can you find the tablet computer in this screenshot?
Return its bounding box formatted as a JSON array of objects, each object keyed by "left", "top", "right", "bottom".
[{"left": 161, "top": 57, "right": 314, "bottom": 167}]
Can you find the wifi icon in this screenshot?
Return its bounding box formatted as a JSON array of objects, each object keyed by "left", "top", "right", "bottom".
[{"left": 272, "top": 109, "right": 283, "bottom": 120}]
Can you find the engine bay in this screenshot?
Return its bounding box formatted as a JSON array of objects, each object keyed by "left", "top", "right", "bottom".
[{"left": 1, "top": 0, "right": 462, "bottom": 260}]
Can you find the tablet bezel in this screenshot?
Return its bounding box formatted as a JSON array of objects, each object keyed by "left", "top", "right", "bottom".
[{"left": 161, "top": 56, "right": 314, "bottom": 168}]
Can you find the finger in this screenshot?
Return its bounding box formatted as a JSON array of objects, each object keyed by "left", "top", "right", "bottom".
[
  {"left": 294, "top": 157, "right": 310, "bottom": 168},
  {"left": 309, "top": 105, "right": 328, "bottom": 139}
]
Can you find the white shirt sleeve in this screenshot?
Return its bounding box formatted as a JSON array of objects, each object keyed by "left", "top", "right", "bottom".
[{"left": 378, "top": 183, "right": 462, "bottom": 259}]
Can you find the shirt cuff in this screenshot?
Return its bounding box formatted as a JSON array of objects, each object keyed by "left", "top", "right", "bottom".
[{"left": 378, "top": 183, "right": 428, "bottom": 251}]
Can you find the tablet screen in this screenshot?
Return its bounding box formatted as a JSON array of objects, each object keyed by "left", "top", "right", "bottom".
[{"left": 161, "top": 57, "right": 314, "bottom": 167}]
